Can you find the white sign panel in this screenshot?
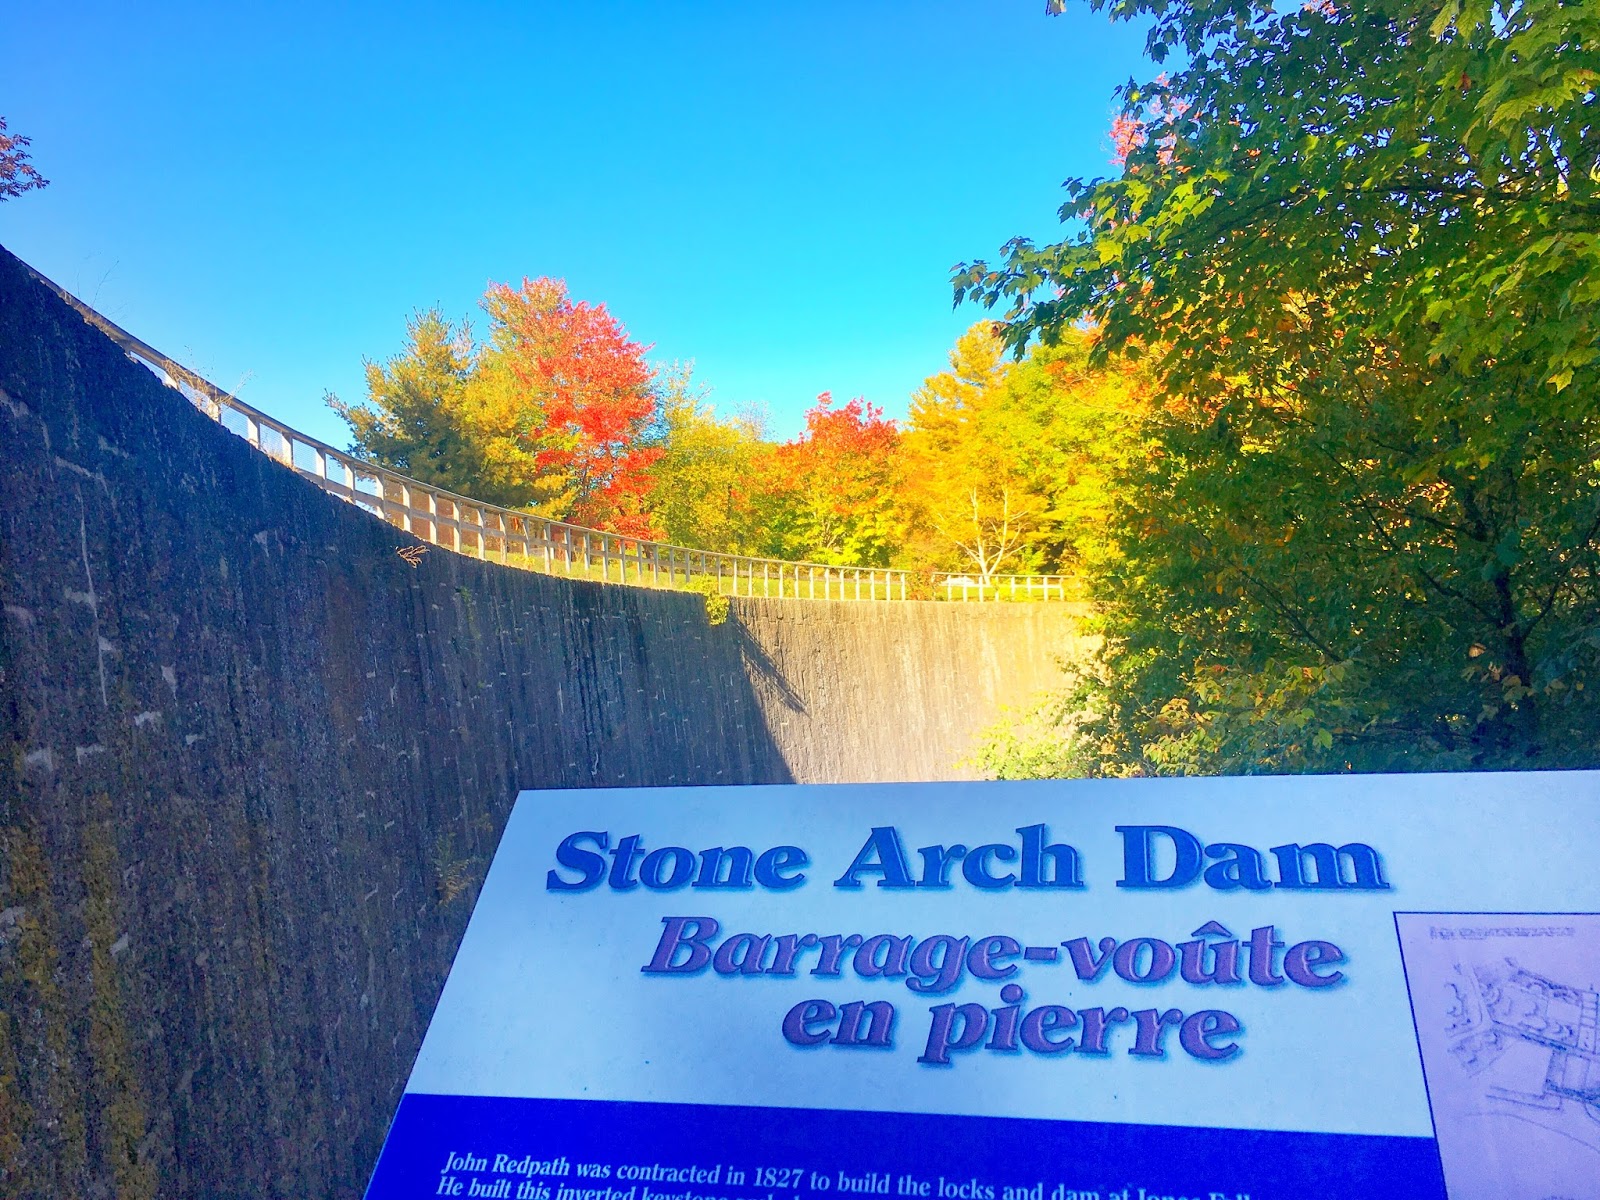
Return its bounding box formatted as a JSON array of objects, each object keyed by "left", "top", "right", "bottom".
[{"left": 366, "top": 774, "right": 1600, "bottom": 1200}]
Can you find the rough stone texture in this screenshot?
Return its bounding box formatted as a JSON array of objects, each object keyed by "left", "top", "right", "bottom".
[
  {"left": 0, "top": 244, "right": 1076, "bottom": 1199},
  {"left": 729, "top": 600, "right": 1082, "bottom": 783}
]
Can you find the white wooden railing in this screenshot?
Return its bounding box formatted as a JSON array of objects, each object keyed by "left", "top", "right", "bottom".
[{"left": 31, "top": 263, "right": 1078, "bottom": 603}]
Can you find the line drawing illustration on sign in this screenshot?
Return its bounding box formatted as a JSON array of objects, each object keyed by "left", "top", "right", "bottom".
[
  {"left": 1396, "top": 912, "right": 1600, "bottom": 1200},
  {"left": 1446, "top": 961, "right": 1600, "bottom": 1127}
]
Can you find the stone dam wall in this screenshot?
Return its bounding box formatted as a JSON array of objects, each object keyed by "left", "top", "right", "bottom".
[{"left": 0, "top": 245, "right": 1079, "bottom": 1199}]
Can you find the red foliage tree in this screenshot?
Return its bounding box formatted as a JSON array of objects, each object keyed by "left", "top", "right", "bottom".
[
  {"left": 0, "top": 117, "right": 49, "bottom": 201},
  {"left": 483, "top": 278, "right": 661, "bottom": 536},
  {"left": 751, "top": 392, "right": 901, "bottom": 565}
]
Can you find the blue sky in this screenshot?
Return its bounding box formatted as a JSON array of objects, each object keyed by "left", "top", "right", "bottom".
[{"left": 3, "top": 1, "right": 1149, "bottom": 445}]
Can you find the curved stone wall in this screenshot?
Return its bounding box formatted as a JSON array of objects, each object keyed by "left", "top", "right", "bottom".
[{"left": 0, "top": 245, "right": 1076, "bottom": 1198}]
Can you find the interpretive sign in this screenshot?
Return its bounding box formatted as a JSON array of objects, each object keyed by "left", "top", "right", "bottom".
[{"left": 365, "top": 774, "right": 1600, "bottom": 1200}]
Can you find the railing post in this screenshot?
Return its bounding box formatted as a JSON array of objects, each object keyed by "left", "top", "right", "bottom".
[{"left": 244, "top": 414, "right": 261, "bottom": 447}]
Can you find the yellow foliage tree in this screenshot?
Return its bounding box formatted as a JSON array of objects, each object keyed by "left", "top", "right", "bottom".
[{"left": 899, "top": 323, "right": 1146, "bottom": 582}]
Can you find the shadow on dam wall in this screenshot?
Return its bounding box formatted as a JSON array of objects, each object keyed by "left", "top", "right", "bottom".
[{"left": 0, "top": 244, "right": 1079, "bottom": 1198}]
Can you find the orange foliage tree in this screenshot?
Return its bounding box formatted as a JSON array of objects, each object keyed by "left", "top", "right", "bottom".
[
  {"left": 745, "top": 392, "right": 902, "bottom": 566},
  {"left": 482, "top": 278, "right": 661, "bottom": 536}
]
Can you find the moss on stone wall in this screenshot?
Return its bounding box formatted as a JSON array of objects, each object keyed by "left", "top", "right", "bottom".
[
  {"left": 0, "top": 821, "right": 85, "bottom": 1195},
  {"left": 82, "top": 798, "right": 157, "bottom": 1200}
]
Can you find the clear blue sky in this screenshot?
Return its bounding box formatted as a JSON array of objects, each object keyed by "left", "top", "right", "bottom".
[{"left": 3, "top": 1, "right": 1149, "bottom": 445}]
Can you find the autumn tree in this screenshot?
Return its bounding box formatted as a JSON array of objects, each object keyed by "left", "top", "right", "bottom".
[
  {"left": 480, "top": 278, "right": 660, "bottom": 535},
  {"left": 899, "top": 324, "right": 1034, "bottom": 579},
  {"left": 642, "top": 365, "right": 769, "bottom": 552},
  {"left": 750, "top": 393, "right": 902, "bottom": 567},
  {"left": 958, "top": 0, "right": 1600, "bottom": 773},
  {"left": 330, "top": 278, "right": 660, "bottom": 533},
  {"left": 0, "top": 117, "right": 48, "bottom": 201},
  {"left": 901, "top": 323, "right": 1146, "bottom": 581}
]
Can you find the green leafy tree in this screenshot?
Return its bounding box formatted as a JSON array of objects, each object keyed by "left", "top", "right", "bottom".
[
  {"left": 642, "top": 365, "right": 769, "bottom": 552},
  {"left": 326, "top": 309, "right": 492, "bottom": 498},
  {"left": 957, "top": 1, "right": 1600, "bottom": 773},
  {"left": 986, "top": 331, "right": 1148, "bottom": 579}
]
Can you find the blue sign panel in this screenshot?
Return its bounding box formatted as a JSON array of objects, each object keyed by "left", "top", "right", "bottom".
[{"left": 365, "top": 774, "right": 1600, "bottom": 1200}]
